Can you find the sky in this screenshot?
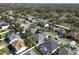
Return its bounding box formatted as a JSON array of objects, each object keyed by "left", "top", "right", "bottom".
[{"left": 0, "top": 0, "right": 79, "bottom": 3}]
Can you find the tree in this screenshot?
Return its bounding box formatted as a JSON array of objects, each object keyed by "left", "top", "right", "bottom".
[
  {"left": 24, "top": 36, "right": 37, "bottom": 47},
  {"left": 73, "top": 18, "right": 79, "bottom": 27},
  {"left": 49, "top": 17, "right": 57, "bottom": 25}
]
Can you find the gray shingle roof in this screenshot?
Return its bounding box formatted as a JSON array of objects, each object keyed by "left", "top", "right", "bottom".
[
  {"left": 40, "top": 40, "right": 58, "bottom": 55},
  {"left": 36, "top": 34, "right": 45, "bottom": 43},
  {"left": 7, "top": 33, "right": 21, "bottom": 43}
]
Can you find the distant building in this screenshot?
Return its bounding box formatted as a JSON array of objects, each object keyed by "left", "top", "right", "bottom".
[
  {"left": 0, "top": 21, "right": 10, "bottom": 30},
  {"left": 27, "top": 27, "right": 38, "bottom": 34},
  {"left": 9, "top": 16, "right": 15, "bottom": 20},
  {"left": 15, "top": 18, "right": 31, "bottom": 33},
  {"left": 69, "top": 41, "right": 76, "bottom": 46},
  {"left": 56, "top": 28, "right": 67, "bottom": 37},
  {"left": 6, "top": 10, "right": 13, "bottom": 15},
  {"left": 38, "top": 21, "right": 52, "bottom": 29},
  {"left": 44, "top": 23, "right": 52, "bottom": 29},
  {"left": 67, "top": 31, "right": 79, "bottom": 41}
]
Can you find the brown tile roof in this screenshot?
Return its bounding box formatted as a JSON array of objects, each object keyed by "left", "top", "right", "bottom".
[
  {"left": 12, "top": 39, "right": 25, "bottom": 52},
  {"left": 68, "top": 31, "right": 79, "bottom": 40}
]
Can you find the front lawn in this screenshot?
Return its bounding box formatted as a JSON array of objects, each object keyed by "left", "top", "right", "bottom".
[
  {"left": 0, "top": 40, "right": 5, "bottom": 46},
  {"left": 51, "top": 30, "right": 58, "bottom": 36},
  {"left": 61, "top": 23, "right": 71, "bottom": 28},
  {"left": 32, "top": 48, "right": 42, "bottom": 55},
  {"left": 62, "top": 37, "right": 72, "bottom": 42},
  {"left": 0, "top": 47, "right": 11, "bottom": 55}
]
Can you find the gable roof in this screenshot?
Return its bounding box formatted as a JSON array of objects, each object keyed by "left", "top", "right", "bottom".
[
  {"left": 57, "top": 28, "right": 66, "bottom": 35},
  {"left": 12, "top": 39, "right": 27, "bottom": 54},
  {"left": 36, "top": 34, "right": 45, "bottom": 43},
  {"left": 39, "top": 40, "right": 58, "bottom": 55},
  {"left": 7, "top": 33, "right": 21, "bottom": 44},
  {"left": 68, "top": 31, "right": 79, "bottom": 40},
  {"left": 12, "top": 40, "right": 24, "bottom": 51}
]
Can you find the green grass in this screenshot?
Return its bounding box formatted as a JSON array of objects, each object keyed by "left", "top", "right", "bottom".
[
  {"left": 0, "top": 40, "right": 5, "bottom": 46},
  {"left": 49, "top": 30, "right": 58, "bottom": 44},
  {"left": 0, "top": 47, "right": 11, "bottom": 55},
  {"left": 61, "top": 23, "right": 71, "bottom": 28},
  {"left": 51, "top": 30, "right": 58, "bottom": 36},
  {"left": 62, "top": 37, "right": 72, "bottom": 42},
  {"left": 76, "top": 41, "right": 79, "bottom": 47},
  {"left": 0, "top": 35, "right": 2, "bottom": 39},
  {"left": 52, "top": 39, "right": 58, "bottom": 44},
  {"left": 33, "top": 48, "right": 42, "bottom": 55}
]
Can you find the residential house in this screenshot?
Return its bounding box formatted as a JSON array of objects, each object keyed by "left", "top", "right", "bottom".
[
  {"left": 8, "top": 16, "right": 15, "bottom": 20},
  {"left": 35, "top": 34, "right": 45, "bottom": 43},
  {"left": 27, "top": 27, "right": 38, "bottom": 34},
  {"left": 38, "top": 21, "right": 52, "bottom": 29},
  {"left": 69, "top": 41, "right": 76, "bottom": 50},
  {"left": 7, "top": 33, "right": 21, "bottom": 44},
  {"left": 44, "top": 23, "right": 52, "bottom": 29},
  {"left": 0, "top": 21, "right": 10, "bottom": 30},
  {"left": 27, "top": 15, "right": 35, "bottom": 22},
  {"left": 7, "top": 33, "right": 28, "bottom": 54},
  {"left": 6, "top": 10, "right": 13, "bottom": 16},
  {"left": 69, "top": 41, "right": 76, "bottom": 46},
  {"left": 67, "top": 31, "right": 79, "bottom": 41},
  {"left": 37, "top": 21, "right": 44, "bottom": 27},
  {"left": 12, "top": 39, "right": 27, "bottom": 54},
  {"left": 17, "top": 13, "right": 22, "bottom": 17},
  {"left": 38, "top": 40, "right": 59, "bottom": 55},
  {"left": 15, "top": 18, "right": 31, "bottom": 33},
  {"left": 56, "top": 28, "right": 67, "bottom": 38}
]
